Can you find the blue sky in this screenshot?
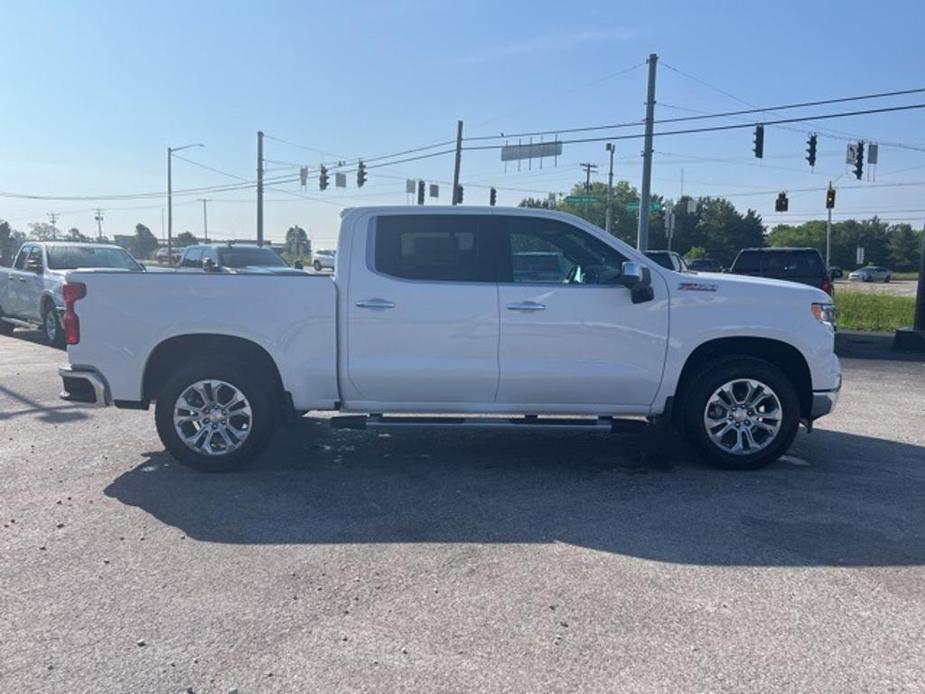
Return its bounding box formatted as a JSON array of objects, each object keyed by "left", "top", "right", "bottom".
[{"left": 2, "top": 0, "right": 925, "bottom": 247}]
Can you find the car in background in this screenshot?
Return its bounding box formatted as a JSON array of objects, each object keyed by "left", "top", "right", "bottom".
[
  {"left": 313, "top": 249, "right": 336, "bottom": 272},
  {"left": 849, "top": 265, "right": 892, "bottom": 283},
  {"left": 0, "top": 241, "right": 143, "bottom": 346},
  {"left": 177, "top": 243, "right": 302, "bottom": 274},
  {"left": 729, "top": 247, "right": 834, "bottom": 295},
  {"left": 687, "top": 257, "right": 724, "bottom": 273},
  {"left": 512, "top": 251, "right": 567, "bottom": 283},
  {"left": 645, "top": 250, "right": 688, "bottom": 272},
  {"left": 155, "top": 247, "right": 183, "bottom": 264}
]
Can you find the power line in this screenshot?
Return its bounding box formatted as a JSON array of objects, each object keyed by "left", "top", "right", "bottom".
[
  {"left": 465, "top": 87, "right": 925, "bottom": 143},
  {"left": 461, "top": 102, "right": 925, "bottom": 151}
]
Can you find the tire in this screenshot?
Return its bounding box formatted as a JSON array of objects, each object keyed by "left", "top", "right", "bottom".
[
  {"left": 864, "top": 275, "right": 872, "bottom": 282},
  {"left": 681, "top": 357, "right": 800, "bottom": 471},
  {"left": 154, "top": 358, "right": 279, "bottom": 472},
  {"left": 42, "top": 302, "right": 65, "bottom": 347},
  {"left": 313, "top": 260, "right": 322, "bottom": 271},
  {"left": 0, "top": 305, "right": 14, "bottom": 336},
  {"left": 885, "top": 275, "right": 891, "bottom": 283}
]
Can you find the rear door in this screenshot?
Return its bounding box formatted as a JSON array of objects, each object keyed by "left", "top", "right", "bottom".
[
  {"left": 344, "top": 213, "right": 500, "bottom": 406},
  {"left": 19, "top": 245, "right": 46, "bottom": 320},
  {"left": 495, "top": 215, "right": 669, "bottom": 409}
]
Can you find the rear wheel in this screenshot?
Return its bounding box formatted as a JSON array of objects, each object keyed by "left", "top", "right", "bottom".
[
  {"left": 43, "top": 303, "right": 64, "bottom": 347},
  {"left": 313, "top": 260, "right": 322, "bottom": 271},
  {"left": 154, "top": 358, "right": 278, "bottom": 472},
  {"left": 682, "top": 357, "right": 799, "bottom": 470}
]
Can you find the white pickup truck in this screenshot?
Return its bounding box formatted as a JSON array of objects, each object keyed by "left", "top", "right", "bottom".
[
  {"left": 58, "top": 206, "right": 841, "bottom": 471},
  {"left": 0, "top": 241, "right": 143, "bottom": 346}
]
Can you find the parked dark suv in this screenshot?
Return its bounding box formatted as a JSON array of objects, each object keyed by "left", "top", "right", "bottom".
[{"left": 729, "top": 247, "right": 834, "bottom": 295}]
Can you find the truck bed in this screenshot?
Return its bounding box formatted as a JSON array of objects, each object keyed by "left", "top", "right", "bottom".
[{"left": 65, "top": 271, "right": 339, "bottom": 410}]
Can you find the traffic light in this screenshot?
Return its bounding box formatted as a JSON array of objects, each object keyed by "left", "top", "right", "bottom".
[
  {"left": 417, "top": 180, "right": 425, "bottom": 205},
  {"left": 753, "top": 124, "right": 764, "bottom": 159},
  {"left": 806, "top": 134, "right": 817, "bottom": 168},
  {"left": 455, "top": 184, "right": 464, "bottom": 204},
  {"left": 775, "top": 192, "right": 789, "bottom": 212},
  {"left": 319, "top": 165, "right": 329, "bottom": 191},
  {"left": 853, "top": 141, "right": 864, "bottom": 180},
  {"left": 826, "top": 185, "right": 836, "bottom": 209},
  {"left": 489, "top": 187, "right": 497, "bottom": 206},
  {"left": 357, "top": 161, "right": 367, "bottom": 188}
]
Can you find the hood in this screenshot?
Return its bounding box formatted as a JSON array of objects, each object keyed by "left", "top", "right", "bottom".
[{"left": 665, "top": 270, "right": 831, "bottom": 303}]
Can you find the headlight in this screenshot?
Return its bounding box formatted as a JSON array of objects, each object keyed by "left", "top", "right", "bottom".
[{"left": 812, "top": 302, "right": 837, "bottom": 330}]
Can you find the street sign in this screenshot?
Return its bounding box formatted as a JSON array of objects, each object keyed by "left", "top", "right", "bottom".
[
  {"left": 625, "top": 201, "right": 663, "bottom": 212},
  {"left": 501, "top": 141, "right": 563, "bottom": 162},
  {"left": 335, "top": 172, "right": 347, "bottom": 188},
  {"left": 405, "top": 179, "right": 416, "bottom": 194},
  {"left": 429, "top": 183, "right": 439, "bottom": 198},
  {"left": 564, "top": 195, "right": 599, "bottom": 204},
  {"left": 857, "top": 246, "right": 865, "bottom": 265},
  {"left": 846, "top": 143, "right": 858, "bottom": 165},
  {"left": 868, "top": 143, "right": 879, "bottom": 165}
]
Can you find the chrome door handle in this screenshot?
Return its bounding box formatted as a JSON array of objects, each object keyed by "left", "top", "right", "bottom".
[
  {"left": 17, "top": 277, "right": 27, "bottom": 282},
  {"left": 355, "top": 299, "right": 396, "bottom": 310},
  {"left": 506, "top": 301, "right": 546, "bottom": 312}
]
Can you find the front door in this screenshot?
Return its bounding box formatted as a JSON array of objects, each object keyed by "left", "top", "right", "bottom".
[
  {"left": 494, "top": 215, "right": 669, "bottom": 410},
  {"left": 344, "top": 213, "right": 499, "bottom": 407}
]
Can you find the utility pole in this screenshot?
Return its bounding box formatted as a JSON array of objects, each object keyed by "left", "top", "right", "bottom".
[
  {"left": 167, "top": 148, "right": 173, "bottom": 262},
  {"left": 257, "top": 130, "right": 264, "bottom": 246},
  {"left": 825, "top": 181, "right": 834, "bottom": 268},
  {"left": 637, "top": 52, "right": 658, "bottom": 252},
  {"left": 167, "top": 143, "right": 204, "bottom": 264},
  {"left": 452, "top": 120, "right": 463, "bottom": 205},
  {"left": 580, "top": 162, "right": 597, "bottom": 219},
  {"left": 605, "top": 144, "right": 615, "bottom": 234},
  {"left": 47, "top": 212, "right": 58, "bottom": 240},
  {"left": 199, "top": 199, "right": 209, "bottom": 242},
  {"left": 94, "top": 209, "right": 104, "bottom": 240}
]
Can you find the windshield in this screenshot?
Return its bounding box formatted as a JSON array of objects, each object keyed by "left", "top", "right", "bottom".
[
  {"left": 217, "top": 247, "right": 288, "bottom": 268},
  {"left": 46, "top": 245, "right": 142, "bottom": 270}
]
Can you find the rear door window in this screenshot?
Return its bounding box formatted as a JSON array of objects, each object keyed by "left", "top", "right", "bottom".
[
  {"left": 766, "top": 251, "right": 824, "bottom": 276},
  {"left": 732, "top": 251, "right": 763, "bottom": 273},
  {"left": 374, "top": 215, "right": 491, "bottom": 282},
  {"left": 181, "top": 248, "right": 203, "bottom": 268}
]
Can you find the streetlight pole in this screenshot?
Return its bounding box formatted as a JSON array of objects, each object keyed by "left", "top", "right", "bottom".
[
  {"left": 167, "top": 143, "right": 204, "bottom": 264},
  {"left": 605, "top": 143, "right": 615, "bottom": 234}
]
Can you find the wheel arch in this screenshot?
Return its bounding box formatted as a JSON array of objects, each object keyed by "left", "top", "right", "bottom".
[
  {"left": 673, "top": 336, "right": 813, "bottom": 421},
  {"left": 142, "top": 334, "right": 287, "bottom": 409}
]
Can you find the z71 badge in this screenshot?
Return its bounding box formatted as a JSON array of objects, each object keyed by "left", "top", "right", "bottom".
[{"left": 678, "top": 282, "right": 718, "bottom": 292}]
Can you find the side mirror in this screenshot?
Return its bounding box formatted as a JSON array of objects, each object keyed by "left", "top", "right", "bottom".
[
  {"left": 829, "top": 267, "right": 843, "bottom": 279},
  {"left": 621, "top": 261, "right": 655, "bottom": 304},
  {"left": 25, "top": 258, "right": 43, "bottom": 272},
  {"left": 293, "top": 260, "right": 304, "bottom": 270},
  {"left": 201, "top": 257, "right": 218, "bottom": 272}
]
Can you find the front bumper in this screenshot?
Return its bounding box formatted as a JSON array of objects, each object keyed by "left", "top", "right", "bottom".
[
  {"left": 58, "top": 365, "right": 111, "bottom": 407},
  {"left": 810, "top": 382, "right": 841, "bottom": 420}
]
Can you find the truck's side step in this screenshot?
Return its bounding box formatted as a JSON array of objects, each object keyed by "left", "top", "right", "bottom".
[
  {"left": 329, "top": 414, "right": 648, "bottom": 434},
  {"left": 0, "top": 316, "right": 38, "bottom": 329}
]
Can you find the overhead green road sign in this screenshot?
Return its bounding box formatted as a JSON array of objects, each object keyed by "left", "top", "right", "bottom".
[
  {"left": 564, "top": 195, "right": 599, "bottom": 204},
  {"left": 625, "top": 201, "right": 663, "bottom": 212}
]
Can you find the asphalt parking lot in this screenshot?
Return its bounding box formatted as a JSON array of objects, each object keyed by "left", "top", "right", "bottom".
[{"left": 1, "top": 330, "right": 924, "bottom": 693}]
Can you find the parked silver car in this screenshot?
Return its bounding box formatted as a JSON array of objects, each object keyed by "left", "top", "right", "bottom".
[
  {"left": 312, "top": 249, "right": 336, "bottom": 272},
  {"left": 848, "top": 265, "right": 892, "bottom": 283}
]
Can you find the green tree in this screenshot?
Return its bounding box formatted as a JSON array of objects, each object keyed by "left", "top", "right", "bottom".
[
  {"left": 133, "top": 223, "right": 159, "bottom": 259},
  {"left": 285, "top": 225, "right": 310, "bottom": 257},
  {"left": 693, "top": 198, "right": 765, "bottom": 265},
  {"left": 684, "top": 246, "right": 707, "bottom": 261},
  {"left": 887, "top": 223, "right": 922, "bottom": 271},
  {"left": 28, "top": 222, "right": 59, "bottom": 240},
  {"left": 65, "top": 227, "right": 91, "bottom": 242},
  {"left": 175, "top": 231, "right": 198, "bottom": 246},
  {"left": 554, "top": 180, "right": 641, "bottom": 245}
]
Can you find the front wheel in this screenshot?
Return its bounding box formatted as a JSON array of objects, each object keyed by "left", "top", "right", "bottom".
[
  {"left": 682, "top": 357, "right": 800, "bottom": 470},
  {"left": 154, "top": 358, "right": 278, "bottom": 472},
  {"left": 313, "top": 260, "right": 322, "bottom": 271},
  {"left": 43, "top": 304, "right": 64, "bottom": 347}
]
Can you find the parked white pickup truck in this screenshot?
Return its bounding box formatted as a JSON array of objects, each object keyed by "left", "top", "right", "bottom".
[
  {"left": 0, "top": 241, "right": 143, "bottom": 345},
  {"left": 58, "top": 207, "right": 841, "bottom": 471}
]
